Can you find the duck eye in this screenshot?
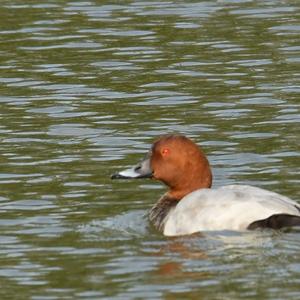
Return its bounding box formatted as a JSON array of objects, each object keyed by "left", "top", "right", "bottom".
[{"left": 161, "top": 148, "right": 170, "bottom": 156}]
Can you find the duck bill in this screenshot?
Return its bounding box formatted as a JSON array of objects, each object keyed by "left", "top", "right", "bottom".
[{"left": 111, "top": 158, "right": 153, "bottom": 179}]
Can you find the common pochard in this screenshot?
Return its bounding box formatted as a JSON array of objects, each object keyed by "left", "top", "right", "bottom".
[{"left": 112, "top": 135, "right": 300, "bottom": 236}]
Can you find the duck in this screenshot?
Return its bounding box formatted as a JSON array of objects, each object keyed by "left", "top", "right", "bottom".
[{"left": 111, "top": 135, "right": 300, "bottom": 236}]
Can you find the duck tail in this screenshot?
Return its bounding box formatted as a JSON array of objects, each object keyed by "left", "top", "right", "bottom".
[{"left": 248, "top": 213, "right": 300, "bottom": 230}]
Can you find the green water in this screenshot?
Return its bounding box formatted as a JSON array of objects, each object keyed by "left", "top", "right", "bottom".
[{"left": 0, "top": 0, "right": 299, "bottom": 299}]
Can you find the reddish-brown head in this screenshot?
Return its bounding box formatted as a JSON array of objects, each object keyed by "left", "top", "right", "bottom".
[{"left": 150, "top": 135, "right": 212, "bottom": 200}]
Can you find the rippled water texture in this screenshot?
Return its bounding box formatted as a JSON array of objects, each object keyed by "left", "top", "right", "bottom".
[{"left": 0, "top": 0, "right": 299, "bottom": 299}]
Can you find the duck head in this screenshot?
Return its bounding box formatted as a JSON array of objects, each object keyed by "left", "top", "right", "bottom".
[{"left": 111, "top": 135, "right": 212, "bottom": 200}]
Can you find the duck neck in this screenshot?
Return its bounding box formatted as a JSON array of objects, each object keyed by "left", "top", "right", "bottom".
[
  {"left": 169, "top": 163, "right": 212, "bottom": 200},
  {"left": 149, "top": 193, "right": 179, "bottom": 232}
]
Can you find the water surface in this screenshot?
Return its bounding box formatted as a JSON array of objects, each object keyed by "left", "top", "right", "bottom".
[{"left": 0, "top": 0, "right": 299, "bottom": 299}]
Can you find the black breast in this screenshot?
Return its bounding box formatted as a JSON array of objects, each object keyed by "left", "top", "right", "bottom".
[{"left": 149, "top": 194, "right": 179, "bottom": 232}]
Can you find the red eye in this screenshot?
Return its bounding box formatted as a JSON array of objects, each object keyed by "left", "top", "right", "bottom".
[{"left": 162, "top": 148, "right": 170, "bottom": 156}]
